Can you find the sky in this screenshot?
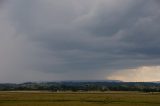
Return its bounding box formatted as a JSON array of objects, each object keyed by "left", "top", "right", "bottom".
[{"left": 0, "top": 0, "right": 160, "bottom": 83}]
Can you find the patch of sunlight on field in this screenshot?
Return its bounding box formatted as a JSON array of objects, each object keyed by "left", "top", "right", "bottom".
[{"left": 0, "top": 92, "right": 160, "bottom": 106}]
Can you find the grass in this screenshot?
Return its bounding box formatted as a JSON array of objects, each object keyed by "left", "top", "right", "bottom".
[{"left": 0, "top": 91, "right": 160, "bottom": 106}]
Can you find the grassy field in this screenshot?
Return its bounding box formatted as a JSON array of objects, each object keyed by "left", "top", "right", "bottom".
[{"left": 0, "top": 91, "right": 160, "bottom": 106}]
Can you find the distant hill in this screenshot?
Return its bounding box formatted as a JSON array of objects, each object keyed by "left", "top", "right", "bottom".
[{"left": 0, "top": 81, "right": 160, "bottom": 92}]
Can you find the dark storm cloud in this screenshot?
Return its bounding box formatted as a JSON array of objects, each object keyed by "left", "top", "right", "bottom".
[
  {"left": 0, "top": 0, "right": 160, "bottom": 82},
  {"left": 9, "top": 0, "right": 160, "bottom": 70}
]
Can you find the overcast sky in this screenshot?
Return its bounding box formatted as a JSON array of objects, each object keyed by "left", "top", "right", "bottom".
[{"left": 0, "top": 0, "right": 160, "bottom": 83}]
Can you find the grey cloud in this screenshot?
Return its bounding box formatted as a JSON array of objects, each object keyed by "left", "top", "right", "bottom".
[{"left": 0, "top": 0, "right": 160, "bottom": 82}]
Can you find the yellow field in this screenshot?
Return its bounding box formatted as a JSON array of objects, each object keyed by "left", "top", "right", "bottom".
[{"left": 0, "top": 91, "right": 160, "bottom": 106}]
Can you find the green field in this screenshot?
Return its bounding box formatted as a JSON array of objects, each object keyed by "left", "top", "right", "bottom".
[{"left": 0, "top": 91, "right": 160, "bottom": 106}]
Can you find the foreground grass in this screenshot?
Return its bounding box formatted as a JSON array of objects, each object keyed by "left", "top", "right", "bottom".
[{"left": 0, "top": 91, "right": 160, "bottom": 106}]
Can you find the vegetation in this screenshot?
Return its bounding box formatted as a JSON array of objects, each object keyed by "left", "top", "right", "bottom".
[
  {"left": 0, "top": 81, "right": 160, "bottom": 92},
  {"left": 0, "top": 91, "right": 160, "bottom": 106}
]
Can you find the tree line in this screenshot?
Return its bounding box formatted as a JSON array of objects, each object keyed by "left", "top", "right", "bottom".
[{"left": 0, "top": 82, "right": 160, "bottom": 92}]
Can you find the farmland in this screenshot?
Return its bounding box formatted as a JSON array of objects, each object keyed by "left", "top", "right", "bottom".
[{"left": 0, "top": 91, "right": 160, "bottom": 106}]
